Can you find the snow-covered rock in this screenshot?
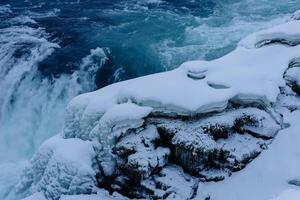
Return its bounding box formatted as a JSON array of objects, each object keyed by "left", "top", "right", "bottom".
[
  {"left": 113, "top": 125, "right": 170, "bottom": 180},
  {"left": 150, "top": 107, "right": 280, "bottom": 181},
  {"left": 17, "top": 136, "right": 99, "bottom": 200},
  {"left": 141, "top": 165, "right": 198, "bottom": 200}
]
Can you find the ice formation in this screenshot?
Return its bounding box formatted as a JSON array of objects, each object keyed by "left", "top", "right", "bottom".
[
  {"left": 18, "top": 10, "right": 300, "bottom": 200},
  {"left": 17, "top": 136, "right": 98, "bottom": 200}
]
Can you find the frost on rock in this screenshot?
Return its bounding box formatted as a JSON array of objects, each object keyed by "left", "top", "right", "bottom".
[
  {"left": 17, "top": 136, "right": 99, "bottom": 200},
  {"left": 113, "top": 125, "right": 170, "bottom": 180},
  {"left": 17, "top": 12, "right": 300, "bottom": 200},
  {"left": 141, "top": 165, "right": 198, "bottom": 200},
  {"left": 150, "top": 107, "right": 280, "bottom": 181}
]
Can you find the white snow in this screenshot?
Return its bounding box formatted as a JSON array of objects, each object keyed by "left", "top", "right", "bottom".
[
  {"left": 240, "top": 20, "right": 300, "bottom": 48},
  {"left": 196, "top": 110, "right": 300, "bottom": 200},
  {"left": 22, "top": 192, "right": 47, "bottom": 200},
  {"left": 60, "top": 189, "right": 128, "bottom": 200},
  {"left": 98, "top": 102, "right": 152, "bottom": 131},
  {"left": 17, "top": 135, "right": 98, "bottom": 200},
  {"left": 271, "top": 189, "right": 300, "bottom": 200}
]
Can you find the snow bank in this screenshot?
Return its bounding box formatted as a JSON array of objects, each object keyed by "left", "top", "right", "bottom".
[
  {"left": 240, "top": 20, "right": 300, "bottom": 48},
  {"left": 17, "top": 136, "right": 98, "bottom": 200},
  {"left": 271, "top": 189, "right": 300, "bottom": 200}
]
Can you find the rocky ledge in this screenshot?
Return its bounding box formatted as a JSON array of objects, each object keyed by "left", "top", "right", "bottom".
[{"left": 18, "top": 11, "right": 300, "bottom": 200}]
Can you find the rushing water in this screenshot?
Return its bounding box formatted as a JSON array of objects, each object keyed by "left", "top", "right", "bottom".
[{"left": 0, "top": 0, "right": 300, "bottom": 199}]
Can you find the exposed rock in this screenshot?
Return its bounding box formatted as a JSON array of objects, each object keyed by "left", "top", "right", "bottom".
[{"left": 288, "top": 179, "right": 300, "bottom": 186}]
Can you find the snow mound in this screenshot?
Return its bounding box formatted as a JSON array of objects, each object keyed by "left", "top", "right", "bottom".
[
  {"left": 17, "top": 136, "right": 98, "bottom": 200},
  {"left": 240, "top": 20, "right": 300, "bottom": 48}
]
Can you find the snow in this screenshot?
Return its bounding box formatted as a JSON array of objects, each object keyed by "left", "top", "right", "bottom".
[
  {"left": 196, "top": 110, "right": 300, "bottom": 200},
  {"left": 22, "top": 192, "right": 46, "bottom": 200},
  {"left": 240, "top": 20, "right": 300, "bottom": 48},
  {"left": 17, "top": 135, "right": 98, "bottom": 200},
  {"left": 141, "top": 165, "right": 198, "bottom": 200},
  {"left": 60, "top": 189, "right": 128, "bottom": 200},
  {"left": 271, "top": 189, "right": 300, "bottom": 200},
  {"left": 99, "top": 102, "right": 152, "bottom": 127}
]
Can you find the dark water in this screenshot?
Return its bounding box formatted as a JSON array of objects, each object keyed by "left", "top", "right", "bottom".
[{"left": 0, "top": 0, "right": 300, "bottom": 199}]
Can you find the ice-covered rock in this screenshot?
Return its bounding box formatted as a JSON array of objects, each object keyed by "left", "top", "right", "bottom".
[
  {"left": 150, "top": 108, "right": 280, "bottom": 180},
  {"left": 17, "top": 136, "right": 99, "bottom": 200},
  {"left": 141, "top": 165, "right": 198, "bottom": 200},
  {"left": 113, "top": 125, "right": 170, "bottom": 180}
]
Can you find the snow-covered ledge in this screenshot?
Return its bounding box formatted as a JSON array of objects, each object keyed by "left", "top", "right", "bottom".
[{"left": 18, "top": 10, "right": 300, "bottom": 200}]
